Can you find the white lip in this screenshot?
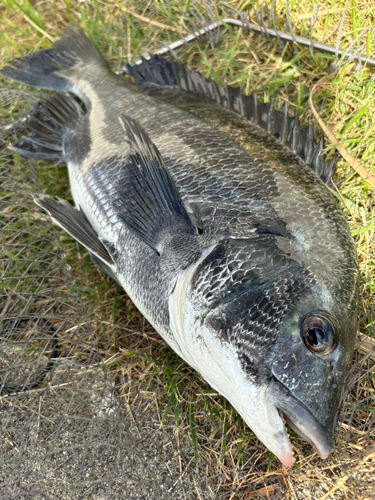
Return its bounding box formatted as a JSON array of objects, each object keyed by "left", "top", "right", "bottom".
[
  {"left": 283, "top": 415, "right": 330, "bottom": 459},
  {"left": 224, "top": 385, "right": 296, "bottom": 467},
  {"left": 267, "top": 380, "right": 332, "bottom": 461}
]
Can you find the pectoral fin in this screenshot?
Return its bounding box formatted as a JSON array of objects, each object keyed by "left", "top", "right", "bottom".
[{"left": 113, "top": 116, "right": 201, "bottom": 270}]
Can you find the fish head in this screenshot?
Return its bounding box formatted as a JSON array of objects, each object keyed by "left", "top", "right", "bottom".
[
  {"left": 265, "top": 281, "right": 359, "bottom": 462},
  {"left": 170, "top": 236, "right": 359, "bottom": 466}
]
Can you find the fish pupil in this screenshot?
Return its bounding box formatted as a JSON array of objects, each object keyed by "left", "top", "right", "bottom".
[
  {"left": 306, "top": 327, "right": 325, "bottom": 347},
  {"left": 301, "top": 314, "right": 336, "bottom": 354}
]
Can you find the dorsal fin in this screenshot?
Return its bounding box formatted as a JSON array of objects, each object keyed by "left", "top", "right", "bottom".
[{"left": 127, "top": 55, "right": 336, "bottom": 185}]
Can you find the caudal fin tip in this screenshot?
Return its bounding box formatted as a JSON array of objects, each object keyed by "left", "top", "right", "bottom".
[
  {"left": 60, "top": 23, "right": 84, "bottom": 37},
  {"left": 1, "top": 60, "right": 23, "bottom": 81},
  {"left": 1, "top": 64, "right": 11, "bottom": 77},
  {"left": 1, "top": 23, "right": 106, "bottom": 92}
]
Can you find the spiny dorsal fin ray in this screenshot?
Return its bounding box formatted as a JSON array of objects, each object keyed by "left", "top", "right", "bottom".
[
  {"left": 127, "top": 55, "right": 336, "bottom": 185},
  {"left": 113, "top": 116, "right": 200, "bottom": 270},
  {"left": 34, "top": 194, "right": 114, "bottom": 265}
]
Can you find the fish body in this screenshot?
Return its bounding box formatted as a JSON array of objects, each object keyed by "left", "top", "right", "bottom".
[{"left": 1, "top": 25, "right": 359, "bottom": 466}]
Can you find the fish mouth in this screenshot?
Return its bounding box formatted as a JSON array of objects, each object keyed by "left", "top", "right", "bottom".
[{"left": 267, "top": 379, "right": 332, "bottom": 461}]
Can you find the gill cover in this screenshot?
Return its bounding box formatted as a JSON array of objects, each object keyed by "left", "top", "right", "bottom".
[{"left": 169, "top": 252, "right": 296, "bottom": 467}]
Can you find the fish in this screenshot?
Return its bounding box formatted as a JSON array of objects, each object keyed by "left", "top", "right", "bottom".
[{"left": 1, "top": 24, "right": 359, "bottom": 467}]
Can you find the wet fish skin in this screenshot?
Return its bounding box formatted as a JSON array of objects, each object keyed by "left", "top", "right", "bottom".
[{"left": 1, "top": 25, "right": 359, "bottom": 466}]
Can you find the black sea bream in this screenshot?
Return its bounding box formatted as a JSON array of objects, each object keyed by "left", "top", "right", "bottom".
[{"left": 1, "top": 25, "right": 359, "bottom": 466}]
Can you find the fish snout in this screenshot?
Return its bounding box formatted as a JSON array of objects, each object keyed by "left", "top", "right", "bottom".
[{"left": 267, "top": 380, "right": 333, "bottom": 460}]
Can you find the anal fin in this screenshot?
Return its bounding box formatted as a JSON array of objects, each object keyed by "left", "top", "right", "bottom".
[{"left": 34, "top": 194, "right": 114, "bottom": 266}]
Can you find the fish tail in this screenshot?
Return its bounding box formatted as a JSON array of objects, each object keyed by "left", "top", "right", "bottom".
[
  {"left": 1, "top": 25, "right": 110, "bottom": 101},
  {"left": 10, "top": 92, "right": 84, "bottom": 163}
]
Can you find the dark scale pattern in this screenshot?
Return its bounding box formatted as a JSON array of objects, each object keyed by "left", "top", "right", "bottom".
[
  {"left": 191, "top": 238, "right": 305, "bottom": 308},
  {"left": 192, "top": 237, "right": 312, "bottom": 317},
  {"left": 190, "top": 236, "right": 316, "bottom": 378},
  {"left": 121, "top": 81, "right": 357, "bottom": 318},
  {"left": 232, "top": 267, "right": 314, "bottom": 379},
  {"left": 164, "top": 155, "right": 283, "bottom": 242}
]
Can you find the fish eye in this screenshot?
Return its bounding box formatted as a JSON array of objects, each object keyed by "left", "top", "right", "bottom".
[{"left": 301, "top": 314, "right": 336, "bottom": 355}]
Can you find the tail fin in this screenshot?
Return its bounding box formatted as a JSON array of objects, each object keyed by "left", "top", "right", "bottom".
[
  {"left": 11, "top": 92, "right": 84, "bottom": 163},
  {"left": 1, "top": 25, "right": 109, "bottom": 99}
]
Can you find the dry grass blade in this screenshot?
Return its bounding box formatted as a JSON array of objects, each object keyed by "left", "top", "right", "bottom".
[
  {"left": 357, "top": 333, "right": 375, "bottom": 361},
  {"left": 120, "top": 6, "right": 186, "bottom": 34},
  {"left": 309, "top": 88, "right": 375, "bottom": 189}
]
